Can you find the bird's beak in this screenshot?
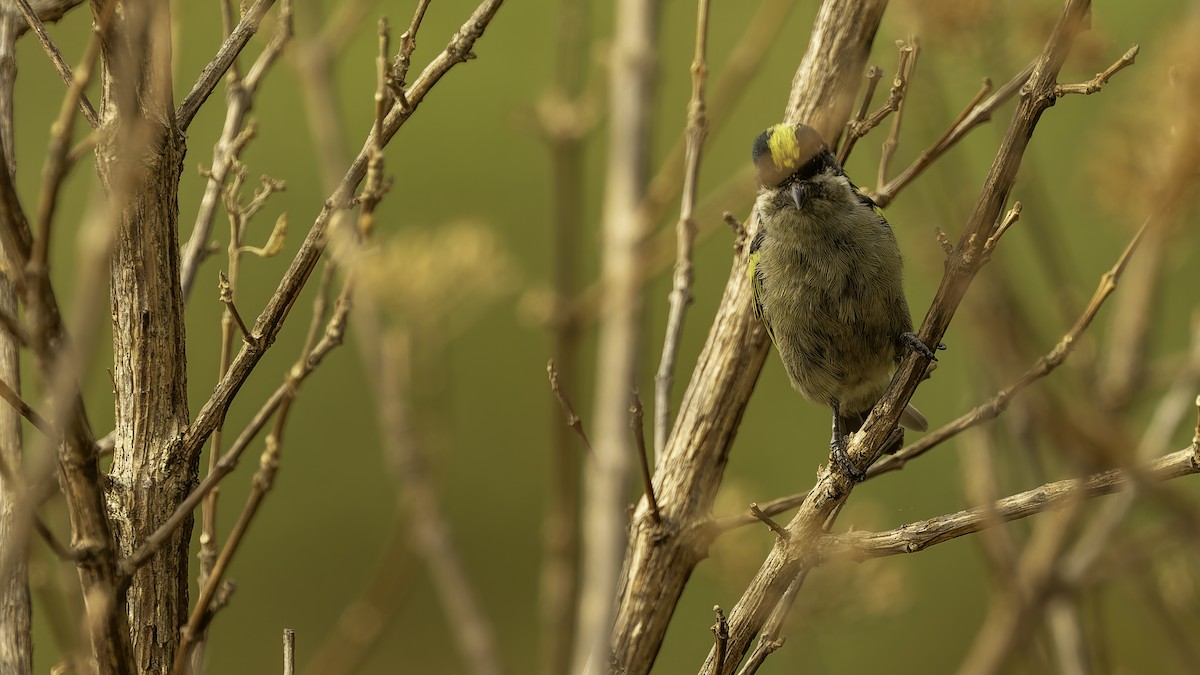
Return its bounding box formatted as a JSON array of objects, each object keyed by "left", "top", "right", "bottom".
[{"left": 789, "top": 181, "right": 809, "bottom": 210}]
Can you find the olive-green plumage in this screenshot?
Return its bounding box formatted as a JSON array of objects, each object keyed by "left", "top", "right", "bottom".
[{"left": 749, "top": 123, "right": 928, "bottom": 475}]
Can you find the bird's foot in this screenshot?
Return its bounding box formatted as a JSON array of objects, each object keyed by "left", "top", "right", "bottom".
[
  {"left": 830, "top": 435, "right": 865, "bottom": 483},
  {"left": 900, "top": 332, "right": 945, "bottom": 361}
]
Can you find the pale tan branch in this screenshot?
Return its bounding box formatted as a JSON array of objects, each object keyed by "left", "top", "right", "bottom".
[
  {"left": 610, "top": 2, "right": 887, "bottom": 673},
  {"left": 869, "top": 61, "right": 1035, "bottom": 208},
  {"left": 180, "top": 0, "right": 506, "bottom": 476},
  {"left": 703, "top": 2, "right": 1109, "bottom": 672},
  {"left": 871, "top": 213, "right": 1150, "bottom": 477},
  {"left": 1055, "top": 43, "right": 1138, "bottom": 97},
  {"left": 11, "top": 0, "right": 98, "bottom": 127},
  {"left": 631, "top": 391, "right": 660, "bottom": 525},
  {"left": 654, "top": 0, "right": 710, "bottom": 456},
  {"left": 820, "top": 448, "right": 1198, "bottom": 563},
  {"left": 177, "top": 0, "right": 278, "bottom": 130},
  {"left": 0, "top": 377, "right": 52, "bottom": 436}
]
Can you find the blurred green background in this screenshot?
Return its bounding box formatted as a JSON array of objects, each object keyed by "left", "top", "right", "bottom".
[{"left": 10, "top": 0, "right": 1200, "bottom": 672}]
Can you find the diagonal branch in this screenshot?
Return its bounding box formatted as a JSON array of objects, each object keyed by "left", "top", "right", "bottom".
[
  {"left": 179, "top": 0, "right": 505, "bottom": 478},
  {"left": 176, "top": 0, "right": 278, "bottom": 130},
  {"left": 701, "top": 1, "right": 1125, "bottom": 672},
  {"left": 608, "top": 3, "right": 888, "bottom": 674}
]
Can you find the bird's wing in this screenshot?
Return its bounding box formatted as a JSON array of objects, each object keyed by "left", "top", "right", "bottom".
[
  {"left": 748, "top": 230, "right": 777, "bottom": 345},
  {"left": 848, "top": 181, "right": 891, "bottom": 228}
]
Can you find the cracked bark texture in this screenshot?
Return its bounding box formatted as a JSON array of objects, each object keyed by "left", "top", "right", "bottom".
[{"left": 92, "top": 0, "right": 192, "bottom": 671}]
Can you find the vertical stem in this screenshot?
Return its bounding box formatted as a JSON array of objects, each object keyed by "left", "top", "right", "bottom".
[
  {"left": 95, "top": 1, "right": 193, "bottom": 671},
  {"left": 576, "top": 0, "right": 658, "bottom": 672},
  {"left": 0, "top": 11, "right": 29, "bottom": 675},
  {"left": 540, "top": 0, "right": 588, "bottom": 673},
  {"left": 653, "top": 0, "right": 710, "bottom": 455}
]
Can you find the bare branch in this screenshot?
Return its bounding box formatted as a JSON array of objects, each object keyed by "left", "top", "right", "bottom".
[
  {"left": 610, "top": 2, "right": 888, "bottom": 672},
  {"left": 834, "top": 65, "right": 882, "bottom": 165},
  {"left": 577, "top": 0, "right": 657, "bottom": 671},
  {"left": 547, "top": 359, "right": 594, "bottom": 458},
  {"left": 819, "top": 448, "right": 1199, "bottom": 563},
  {"left": 702, "top": 3, "right": 1114, "bottom": 671},
  {"left": 181, "top": 0, "right": 294, "bottom": 300},
  {"left": 177, "top": 0, "right": 278, "bottom": 130},
  {"left": 1055, "top": 44, "right": 1139, "bottom": 97},
  {"left": 748, "top": 504, "right": 788, "bottom": 541},
  {"left": 11, "top": 0, "right": 98, "bottom": 127},
  {"left": 711, "top": 606, "right": 729, "bottom": 675},
  {"left": 180, "top": 0, "right": 506, "bottom": 480},
  {"left": 872, "top": 212, "right": 1150, "bottom": 477},
  {"left": 870, "top": 61, "right": 1036, "bottom": 208},
  {"left": 877, "top": 37, "right": 919, "bottom": 188},
  {"left": 630, "top": 391, "right": 661, "bottom": 525},
  {"left": 0, "top": 377, "right": 52, "bottom": 436},
  {"left": 283, "top": 629, "right": 295, "bottom": 675},
  {"left": 654, "top": 0, "right": 710, "bottom": 457}
]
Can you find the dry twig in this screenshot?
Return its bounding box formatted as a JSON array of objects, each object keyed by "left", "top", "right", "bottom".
[{"left": 654, "top": 0, "right": 710, "bottom": 456}]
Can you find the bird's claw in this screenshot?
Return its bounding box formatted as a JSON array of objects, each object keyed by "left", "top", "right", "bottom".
[
  {"left": 830, "top": 436, "right": 865, "bottom": 483},
  {"left": 900, "top": 332, "right": 944, "bottom": 361}
]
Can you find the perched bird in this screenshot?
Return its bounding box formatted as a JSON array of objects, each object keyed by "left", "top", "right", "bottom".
[{"left": 748, "top": 122, "right": 938, "bottom": 481}]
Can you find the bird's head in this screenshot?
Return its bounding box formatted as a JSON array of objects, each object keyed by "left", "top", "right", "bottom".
[{"left": 752, "top": 123, "right": 841, "bottom": 210}]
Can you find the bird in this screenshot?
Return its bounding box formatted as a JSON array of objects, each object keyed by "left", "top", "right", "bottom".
[{"left": 747, "top": 122, "right": 939, "bottom": 481}]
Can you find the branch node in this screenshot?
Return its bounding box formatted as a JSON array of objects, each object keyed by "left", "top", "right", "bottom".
[
  {"left": 546, "top": 359, "right": 594, "bottom": 459},
  {"left": 749, "top": 503, "right": 790, "bottom": 541},
  {"left": 935, "top": 226, "right": 953, "bottom": 257},
  {"left": 983, "top": 200, "right": 1022, "bottom": 259},
  {"left": 712, "top": 605, "right": 730, "bottom": 674},
  {"left": 630, "top": 389, "right": 662, "bottom": 525},
  {"left": 1055, "top": 43, "right": 1139, "bottom": 98},
  {"left": 218, "top": 271, "right": 258, "bottom": 347}
]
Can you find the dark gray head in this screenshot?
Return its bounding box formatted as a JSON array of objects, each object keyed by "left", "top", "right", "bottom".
[{"left": 752, "top": 122, "right": 843, "bottom": 209}]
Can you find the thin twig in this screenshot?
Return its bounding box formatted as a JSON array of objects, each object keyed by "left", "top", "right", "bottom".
[
  {"left": 703, "top": 4, "right": 1123, "bottom": 670},
  {"left": 653, "top": 0, "right": 710, "bottom": 457},
  {"left": 711, "top": 606, "right": 729, "bottom": 675},
  {"left": 179, "top": 0, "right": 507, "bottom": 475},
  {"left": 877, "top": 37, "right": 919, "bottom": 188},
  {"left": 181, "top": 0, "right": 294, "bottom": 300},
  {"left": 818, "top": 447, "right": 1199, "bottom": 563},
  {"left": 11, "top": 0, "right": 98, "bottom": 127},
  {"left": 177, "top": 0, "right": 278, "bottom": 130},
  {"left": 547, "top": 359, "right": 594, "bottom": 458},
  {"left": 836, "top": 41, "right": 913, "bottom": 170},
  {"left": 835, "top": 65, "right": 882, "bottom": 164},
  {"left": 121, "top": 277, "right": 353, "bottom": 574},
  {"left": 0, "top": 376, "right": 53, "bottom": 436},
  {"left": 1055, "top": 44, "right": 1138, "bottom": 97},
  {"left": 32, "top": 9, "right": 102, "bottom": 276},
  {"left": 630, "top": 390, "right": 661, "bottom": 525},
  {"left": 639, "top": 0, "right": 798, "bottom": 231},
  {"left": 283, "top": 629, "right": 295, "bottom": 675},
  {"left": 172, "top": 392, "right": 293, "bottom": 675},
  {"left": 218, "top": 271, "right": 257, "bottom": 344},
  {"left": 870, "top": 61, "right": 1035, "bottom": 207},
  {"left": 983, "top": 201, "right": 1022, "bottom": 257},
  {"left": 748, "top": 503, "right": 788, "bottom": 541},
  {"left": 870, "top": 214, "right": 1150, "bottom": 477},
  {"left": 734, "top": 572, "right": 803, "bottom": 675}
]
